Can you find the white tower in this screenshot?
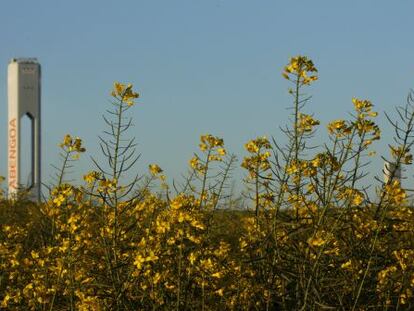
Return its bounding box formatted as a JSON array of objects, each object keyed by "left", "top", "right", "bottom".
[{"left": 8, "top": 58, "right": 41, "bottom": 201}]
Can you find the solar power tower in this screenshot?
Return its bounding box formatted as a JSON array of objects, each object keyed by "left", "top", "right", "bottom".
[{"left": 7, "top": 58, "right": 41, "bottom": 201}]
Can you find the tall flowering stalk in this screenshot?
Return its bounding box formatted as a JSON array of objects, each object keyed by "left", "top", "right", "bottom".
[{"left": 90, "top": 82, "right": 141, "bottom": 310}]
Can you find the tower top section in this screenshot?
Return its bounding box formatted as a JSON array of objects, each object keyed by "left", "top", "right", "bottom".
[{"left": 9, "top": 58, "right": 39, "bottom": 64}]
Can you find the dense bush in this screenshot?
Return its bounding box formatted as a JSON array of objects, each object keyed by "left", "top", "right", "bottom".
[{"left": 1, "top": 56, "right": 414, "bottom": 310}]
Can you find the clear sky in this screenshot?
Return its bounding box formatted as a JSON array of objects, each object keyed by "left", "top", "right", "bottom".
[{"left": 1, "top": 0, "right": 414, "bottom": 193}]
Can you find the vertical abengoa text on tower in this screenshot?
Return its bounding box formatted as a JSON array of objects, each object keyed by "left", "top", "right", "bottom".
[{"left": 8, "top": 58, "right": 41, "bottom": 201}]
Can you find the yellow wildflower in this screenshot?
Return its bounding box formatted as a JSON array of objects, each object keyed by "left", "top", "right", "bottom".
[
  {"left": 298, "top": 113, "right": 320, "bottom": 133},
  {"left": 149, "top": 164, "right": 163, "bottom": 176}
]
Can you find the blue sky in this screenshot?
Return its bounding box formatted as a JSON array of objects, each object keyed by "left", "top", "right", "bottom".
[{"left": 1, "top": 0, "right": 414, "bottom": 193}]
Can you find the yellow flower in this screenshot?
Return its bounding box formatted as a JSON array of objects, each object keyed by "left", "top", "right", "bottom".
[
  {"left": 189, "top": 253, "right": 197, "bottom": 265},
  {"left": 59, "top": 134, "right": 86, "bottom": 153},
  {"left": 134, "top": 254, "right": 145, "bottom": 270},
  {"left": 83, "top": 171, "right": 101, "bottom": 184},
  {"left": 215, "top": 288, "right": 224, "bottom": 296},
  {"left": 153, "top": 273, "right": 161, "bottom": 285},
  {"left": 390, "top": 146, "right": 412, "bottom": 164},
  {"left": 244, "top": 136, "right": 270, "bottom": 154},
  {"left": 60, "top": 134, "right": 72, "bottom": 147},
  {"left": 200, "top": 134, "right": 224, "bottom": 149},
  {"left": 113, "top": 81, "right": 140, "bottom": 105},
  {"left": 149, "top": 164, "right": 163, "bottom": 176},
  {"left": 145, "top": 251, "right": 159, "bottom": 262},
  {"left": 217, "top": 148, "right": 226, "bottom": 156},
  {"left": 200, "top": 258, "right": 213, "bottom": 270},
  {"left": 341, "top": 260, "right": 352, "bottom": 270},
  {"left": 31, "top": 251, "right": 39, "bottom": 259},
  {"left": 297, "top": 113, "right": 320, "bottom": 133},
  {"left": 283, "top": 55, "right": 318, "bottom": 85},
  {"left": 189, "top": 156, "right": 199, "bottom": 169},
  {"left": 212, "top": 271, "right": 222, "bottom": 278},
  {"left": 337, "top": 187, "right": 364, "bottom": 206},
  {"left": 59, "top": 239, "right": 70, "bottom": 252},
  {"left": 114, "top": 82, "right": 125, "bottom": 96},
  {"left": 308, "top": 236, "right": 326, "bottom": 247},
  {"left": 307, "top": 231, "right": 332, "bottom": 248},
  {"left": 189, "top": 155, "right": 206, "bottom": 173},
  {"left": 327, "top": 119, "right": 352, "bottom": 137},
  {"left": 242, "top": 137, "right": 272, "bottom": 178},
  {"left": 98, "top": 178, "right": 117, "bottom": 192},
  {"left": 352, "top": 98, "right": 373, "bottom": 112},
  {"left": 72, "top": 137, "right": 86, "bottom": 152},
  {"left": 1, "top": 294, "right": 11, "bottom": 308},
  {"left": 53, "top": 194, "right": 65, "bottom": 207},
  {"left": 245, "top": 141, "right": 259, "bottom": 153},
  {"left": 384, "top": 180, "right": 407, "bottom": 205}
]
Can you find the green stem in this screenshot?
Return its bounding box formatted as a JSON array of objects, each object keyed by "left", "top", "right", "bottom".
[{"left": 58, "top": 150, "right": 71, "bottom": 187}]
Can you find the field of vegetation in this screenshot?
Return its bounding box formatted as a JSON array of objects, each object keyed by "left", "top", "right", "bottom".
[{"left": 2, "top": 56, "right": 414, "bottom": 310}]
